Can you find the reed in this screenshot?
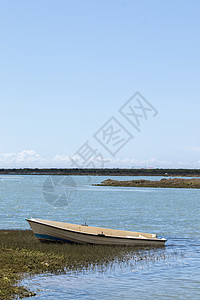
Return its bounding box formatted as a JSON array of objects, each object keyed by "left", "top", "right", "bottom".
[{"left": 0, "top": 229, "right": 156, "bottom": 299}]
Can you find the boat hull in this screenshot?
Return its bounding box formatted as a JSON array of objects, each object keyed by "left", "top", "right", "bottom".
[{"left": 27, "top": 219, "right": 166, "bottom": 246}]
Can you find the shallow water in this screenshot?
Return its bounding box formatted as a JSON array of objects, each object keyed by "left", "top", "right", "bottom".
[{"left": 0, "top": 175, "right": 200, "bottom": 299}]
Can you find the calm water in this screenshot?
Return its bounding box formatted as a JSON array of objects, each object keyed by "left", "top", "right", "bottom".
[{"left": 0, "top": 175, "right": 200, "bottom": 299}]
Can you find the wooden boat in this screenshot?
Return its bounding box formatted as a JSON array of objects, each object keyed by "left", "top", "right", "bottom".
[{"left": 27, "top": 218, "right": 166, "bottom": 246}]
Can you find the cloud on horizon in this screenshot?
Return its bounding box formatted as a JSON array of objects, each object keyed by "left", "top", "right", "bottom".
[{"left": 0, "top": 149, "right": 198, "bottom": 169}]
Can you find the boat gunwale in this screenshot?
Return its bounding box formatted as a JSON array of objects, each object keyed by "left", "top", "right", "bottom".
[{"left": 26, "top": 219, "right": 166, "bottom": 243}]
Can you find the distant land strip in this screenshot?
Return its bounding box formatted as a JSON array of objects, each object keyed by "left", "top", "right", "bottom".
[
  {"left": 0, "top": 168, "right": 200, "bottom": 177},
  {"left": 96, "top": 178, "right": 200, "bottom": 189}
]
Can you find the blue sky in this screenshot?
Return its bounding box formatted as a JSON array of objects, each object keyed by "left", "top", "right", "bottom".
[{"left": 0, "top": 0, "right": 200, "bottom": 168}]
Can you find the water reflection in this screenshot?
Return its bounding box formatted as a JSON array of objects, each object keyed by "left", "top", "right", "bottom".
[
  {"left": 22, "top": 237, "right": 200, "bottom": 299},
  {"left": 22, "top": 244, "right": 181, "bottom": 299}
]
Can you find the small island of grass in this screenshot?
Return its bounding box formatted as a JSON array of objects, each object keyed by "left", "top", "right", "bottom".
[{"left": 96, "top": 178, "right": 200, "bottom": 189}]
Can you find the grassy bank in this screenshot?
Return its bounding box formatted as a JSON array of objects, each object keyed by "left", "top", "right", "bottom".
[
  {"left": 96, "top": 177, "right": 200, "bottom": 188},
  {"left": 0, "top": 229, "right": 155, "bottom": 299}
]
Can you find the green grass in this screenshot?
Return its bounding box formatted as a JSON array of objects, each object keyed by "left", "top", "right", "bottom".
[{"left": 0, "top": 229, "right": 158, "bottom": 299}]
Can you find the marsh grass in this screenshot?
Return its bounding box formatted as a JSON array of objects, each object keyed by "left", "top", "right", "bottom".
[
  {"left": 0, "top": 230, "right": 169, "bottom": 299},
  {"left": 0, "top": 229, "right": 159, "bottom": 299},
  {"left": 96, "top": 177, "right": 200, "bottom": 188}
]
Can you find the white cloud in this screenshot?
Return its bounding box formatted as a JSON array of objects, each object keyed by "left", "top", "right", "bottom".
[
  {"left": 0, "top": 149, "right": 198, "bottom": 169},
  {"left": 0, "top": 150, "right": 42, "bottom": 167},
  {"left": 53, "top": 155, "right": 72, "bottom": 164},
  {"left": 106, "top": 157, "right": 172, "bottom": 168}
]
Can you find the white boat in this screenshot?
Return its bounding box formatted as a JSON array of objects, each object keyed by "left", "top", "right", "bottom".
[{"left": 27, "top": 218, "right": 167, "bottom": 246}]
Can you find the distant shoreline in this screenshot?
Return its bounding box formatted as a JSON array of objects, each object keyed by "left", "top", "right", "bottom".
[
  {"left": 96, "top": 177, "right": 200, "bottom": 189},
  {"left": 0, "top": 168, "right": 200, "bottom": 177}
]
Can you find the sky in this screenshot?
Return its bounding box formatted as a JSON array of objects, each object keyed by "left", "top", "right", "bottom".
[{"left": 0, "top": 0, "right": 200, "bottom": 168}]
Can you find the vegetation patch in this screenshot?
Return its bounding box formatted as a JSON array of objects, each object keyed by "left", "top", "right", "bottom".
[
  {"left": 0, "top": 229, "right": 156, "bottom": 299},
  {"left": 1, "top": 168, "right": 200, "bottom": 176},
  {"left": 96, "top": 177, "right": 200, "bottom": 188}
]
